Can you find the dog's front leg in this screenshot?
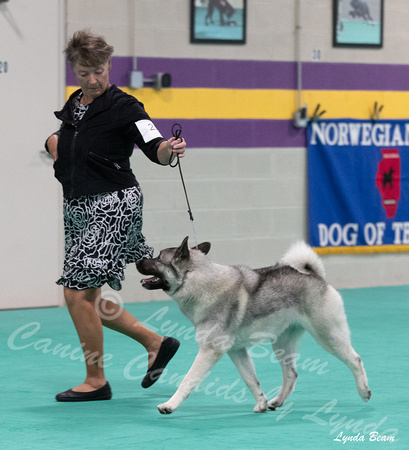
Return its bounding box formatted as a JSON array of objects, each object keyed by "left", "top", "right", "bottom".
[{"left": 158, "top": 348, "right": 222, "bottom": 414}]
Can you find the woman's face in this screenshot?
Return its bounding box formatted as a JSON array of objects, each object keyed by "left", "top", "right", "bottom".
[{"left": 72, "top": 59, "right": 111, "bottom": 101}]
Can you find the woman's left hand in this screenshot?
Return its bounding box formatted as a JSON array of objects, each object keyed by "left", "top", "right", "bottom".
[
  {"left": 158, "top": 137, "right": 186, "bottom": 165},
  {"left": 168, "top": 136, "right": 186, "bottom": 159}
]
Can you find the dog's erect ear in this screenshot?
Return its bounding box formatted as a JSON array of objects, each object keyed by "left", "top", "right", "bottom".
[
  {"left": 196, "top": 242, "right": 211, "bottom": 255},
  {"left": 174, "top": 236, "right": 190, "bottom": 262}
]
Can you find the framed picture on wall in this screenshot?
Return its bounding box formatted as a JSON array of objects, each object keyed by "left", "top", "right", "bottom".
[
  {"left": 190, "top": 0, "right": 246, "bottom": 44},
  {"left": 333, "top": 0, "right": 384, "bottom": 48}
]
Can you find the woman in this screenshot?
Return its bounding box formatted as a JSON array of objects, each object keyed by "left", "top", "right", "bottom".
[{"left": 45, "top": 30, "right": 185, "bottom": 402}]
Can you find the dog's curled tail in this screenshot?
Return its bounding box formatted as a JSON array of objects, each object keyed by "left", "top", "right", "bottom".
[{"left": 281, "top": 241, "right": 326, "bottom": 280}]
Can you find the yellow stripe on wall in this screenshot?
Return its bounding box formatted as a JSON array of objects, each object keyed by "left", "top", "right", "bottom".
[
  {"left": 313, "top": 245, "right": 409, "bottom": 255},
  {"left": 66, "top": 86, "right": 409, "bottom": 120},
  {"left": 303, "top": 90, "right": 409, "bottom": 120}
]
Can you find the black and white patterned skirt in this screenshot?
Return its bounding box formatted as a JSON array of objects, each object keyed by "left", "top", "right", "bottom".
[{"left": 56, "top": 185, "right": 154, "bottom": 291}]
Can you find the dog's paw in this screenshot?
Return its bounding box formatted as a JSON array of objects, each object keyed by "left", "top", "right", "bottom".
[
  {"left": 361, "top": 389, "right": 372, "bottom": 402},
  {"left": 253, "top": 404, "right": 267, "bottom": 413},
  {"left": 253, "top": 394, "right": 268, "bottom": 413},
  {"left": 158, "top": 402, "right": 176, "bottom": 415},
  {"left": 267, "top": 397, "right": 284, "bottom": 411}
]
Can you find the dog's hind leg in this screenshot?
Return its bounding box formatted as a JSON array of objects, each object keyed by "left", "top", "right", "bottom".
[
  {"left": 228, "top": 348, "right": 267, "bottom": 413},
  {"left": 157, "top": 348, "right": 223, "bottom": 414},
  {"left": 306, "top": 287, "right": 371, "bottom": 402},
  {"left": 267, "top": 324, "right": 305, "bottom": 410}
]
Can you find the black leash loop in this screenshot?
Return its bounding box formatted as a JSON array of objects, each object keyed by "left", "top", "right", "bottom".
[
  {"left": 170, "top": 123, "right": 194, "bottom": 222},
  {"left": 169, "top": 123, "right": 182, "bottom": 168}
]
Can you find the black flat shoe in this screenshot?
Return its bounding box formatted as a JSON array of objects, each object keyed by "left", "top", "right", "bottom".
[
  {"left": 56, "top": 382, "right": 112, "bottom": 402},
  {"left": 141, "top": 337, "right": 180, "bottom": 389}
]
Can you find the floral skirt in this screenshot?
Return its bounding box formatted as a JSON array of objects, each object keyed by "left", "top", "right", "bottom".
[{"left": 56, "top": 186, "right": 154, "bottom": 291}]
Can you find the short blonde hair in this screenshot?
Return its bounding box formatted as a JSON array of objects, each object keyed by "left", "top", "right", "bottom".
[{"left": 64, "top": 29, "right": 114, "bottom": 68}]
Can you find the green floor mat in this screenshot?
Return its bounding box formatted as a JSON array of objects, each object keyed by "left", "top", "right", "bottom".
[{"left": 1, "top": 285, "right": 408, "bottom": 449}]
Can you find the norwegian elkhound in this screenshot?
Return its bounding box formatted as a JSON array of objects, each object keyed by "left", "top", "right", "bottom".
[{"left": 137, "top": 237, "right": 371, "bottom": 414}]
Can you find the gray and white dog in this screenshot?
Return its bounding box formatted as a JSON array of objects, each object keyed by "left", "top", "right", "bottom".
[{"left": 137, "top": 237, "right": 371, "bottom": 414}]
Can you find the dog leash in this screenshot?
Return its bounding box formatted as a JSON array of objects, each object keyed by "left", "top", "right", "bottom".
[{"left": 170, "top": 123, "right": 198, "bottom": 248}]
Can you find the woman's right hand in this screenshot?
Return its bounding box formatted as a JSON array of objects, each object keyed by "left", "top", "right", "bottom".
[{"left": 47, "top": 134, "right": 59, "bottom": 161}]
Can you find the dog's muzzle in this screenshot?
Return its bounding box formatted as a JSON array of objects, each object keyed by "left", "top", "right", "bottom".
[
  {"left": 137, "top": 258, "right": 169, "bottom": 291},
  {"left": 140, "top": 276, "right": 167, "bottom": 290}
]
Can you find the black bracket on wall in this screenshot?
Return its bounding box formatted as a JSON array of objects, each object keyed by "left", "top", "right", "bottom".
[
  {"left": 371, "top": 102, "right": 384, "bottom": 121},
  {"left": 311, "top": 104, "right": 327, "bottom": 123},
  {"left": 293, "top": 103, "right": 326, "bottom": 128}
]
